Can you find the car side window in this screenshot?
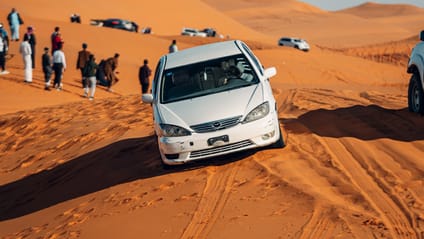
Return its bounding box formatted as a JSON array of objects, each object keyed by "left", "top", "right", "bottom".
[{"left": 241, "top": 42, "right": 264, "bottom": 75}]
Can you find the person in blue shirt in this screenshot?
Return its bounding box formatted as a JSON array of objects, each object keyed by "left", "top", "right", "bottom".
[{"left": 7, "top": 8, "right": 24, "bottom": 41}]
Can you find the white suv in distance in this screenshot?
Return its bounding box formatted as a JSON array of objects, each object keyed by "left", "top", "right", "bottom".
[
  {"left": 278, "top": 37, "right": 310, "bottom": 51},
  {"left": 181, "top": 27, "right": 207, "bottom": 37},
  {"left": 142, "top": 40, "right": 285, "bottom": 166}
]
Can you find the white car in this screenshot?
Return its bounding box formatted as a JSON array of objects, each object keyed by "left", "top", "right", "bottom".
[
  {"left": 278, "top": 37, "right": 310, "bottom": 51},
  {"left": 142, "top": 40, "right": 285, "bottom": 167},
  {"left": 181, "top": 27, "right": 207, "bottom": 37}
]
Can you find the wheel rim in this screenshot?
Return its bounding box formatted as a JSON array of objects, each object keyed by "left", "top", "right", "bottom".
[{"left": 412, "top": 84, "right": 421, "bottom": 112}]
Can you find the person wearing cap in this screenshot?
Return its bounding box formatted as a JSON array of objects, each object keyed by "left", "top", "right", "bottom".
[
  {"left": 76, "top": 43, "right": 91, "bottom": 96},
  {"left": 7, "top": 8, "right": 24, "bottom": 41},
  {"left": 23, "top": 26, "right": 36, "bottom": 68},
  {"left": 42, "top": 47, "right": 52, "bottom": 90},
  {"left": 19, "top": 37, "right": 32, "bottom": 83}
]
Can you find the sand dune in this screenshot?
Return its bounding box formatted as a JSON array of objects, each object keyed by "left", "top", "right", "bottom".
[
  {"left": 203, "top": 0, "right": 424, "bottom": 48},
  {"left": 0, "top": 0, "right": 423, "bottom": 238},
  {"left": 338, "top": 2, "right": 424, "bottom": 18}
]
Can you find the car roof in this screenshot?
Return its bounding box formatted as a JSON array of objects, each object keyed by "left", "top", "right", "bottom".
[{"left": 165, "top": 40, "right": 243, "bottom": 69}]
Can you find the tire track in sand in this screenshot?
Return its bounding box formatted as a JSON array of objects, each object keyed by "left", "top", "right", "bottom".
[
  {"left": 180, "top": 162, "right": 240, "bottom": 239},
  {"left": 298, "top": 203, "right": 336, "bottom": 239},
  {"left": 321, "top": 137, "right": 418, "bottom": 239}
]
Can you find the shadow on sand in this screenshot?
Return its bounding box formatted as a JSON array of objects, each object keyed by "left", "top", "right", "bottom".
[
  {"left": 284, "top": 105, "right": 423, "bottom": 142},
  {"left": 0, "top": 135, "right": 254, "bottom": 221}
]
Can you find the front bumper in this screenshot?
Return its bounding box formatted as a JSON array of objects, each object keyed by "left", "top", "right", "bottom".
[{"left": 157, "top": 113, "right": 280, "bottom": 165}]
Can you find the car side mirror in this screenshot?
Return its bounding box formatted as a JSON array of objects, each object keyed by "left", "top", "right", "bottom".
[
  {"left": 420, "top": 30, "right": 424, "bottom": 41},
  {"left": 142, "top": 94, "right": 154, "bottom": 103},
  {"left": 264, "top": 67, "right": 277, "bottom": 78}
]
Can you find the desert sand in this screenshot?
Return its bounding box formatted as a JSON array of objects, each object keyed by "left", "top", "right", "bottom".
[{"left": 0, "top": 0, "right": 423, "bottom": 238}]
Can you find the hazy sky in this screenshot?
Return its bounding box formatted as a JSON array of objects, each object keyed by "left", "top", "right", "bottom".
[{"left": 299, "top": 0, "right": 424, "bottom": 11}]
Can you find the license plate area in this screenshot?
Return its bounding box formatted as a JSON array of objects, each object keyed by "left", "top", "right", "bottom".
[{"left": 207, "top": 135, "right": 229, "bottom": 146}]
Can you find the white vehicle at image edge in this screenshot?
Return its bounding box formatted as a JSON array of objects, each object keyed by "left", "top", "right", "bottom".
[
  {"left": 142, "top": 40, "right": 285, "bottom": 167},
  {"left": 407, "top": 30, "right": 424, "bottom": 115},
  {"left": 278, "top": 37, "right": 310, "bottom": 51}
]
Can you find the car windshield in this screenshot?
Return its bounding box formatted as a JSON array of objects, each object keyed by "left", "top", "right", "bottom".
[{"left": 161, "top": 54, "right": 259, "bottom": 103}]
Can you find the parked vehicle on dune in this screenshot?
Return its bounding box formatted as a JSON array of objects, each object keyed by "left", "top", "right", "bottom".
[
  {"left": 201, "top": 28, "right": 217, "bottom": 37},
  {"left": 278, "top": 37, "right": 310, "bottom": 51},
  {"left": 407, "top": 30, "right": 424, "bottom": 114},
  {"left": 142, "top": 40, "right": 285, "bottom": 167},
  {"left": 181, "top": 27, "right": 207, "bottom": 37},
  {"left": 90, "top": 18, "right": 138, "bottom": 32}
]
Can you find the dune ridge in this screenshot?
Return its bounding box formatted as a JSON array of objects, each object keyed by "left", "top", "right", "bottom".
[{"left": 338, "top": 2, "right": 424, "bottom": 18}]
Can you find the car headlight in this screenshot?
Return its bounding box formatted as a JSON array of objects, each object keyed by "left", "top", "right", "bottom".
[
  {"left": 159, "top": 124, "right": 191, "bottom": 137},
  {"left": 243, "top": 102, "right": 270, "bottom": 123}
]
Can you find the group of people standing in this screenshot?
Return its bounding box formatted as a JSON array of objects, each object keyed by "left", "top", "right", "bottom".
[
  {"left": 76, "top": 43, "right": 120, "bottom": 100},
  {"left": 1, "top": 8, "right": 183, "bottom": 101}
]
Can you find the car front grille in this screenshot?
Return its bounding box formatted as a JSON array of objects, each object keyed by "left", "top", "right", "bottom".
[
  {"left": 190, "top": 116, "right": 242, "bottom": 133},
  {"left": 189, "top": 140, "right": 253, "bottom": 158}
]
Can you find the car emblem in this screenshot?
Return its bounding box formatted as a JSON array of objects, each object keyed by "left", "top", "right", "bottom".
[{"left": 212, "top": 122, "right": 221, "bottom": 128}]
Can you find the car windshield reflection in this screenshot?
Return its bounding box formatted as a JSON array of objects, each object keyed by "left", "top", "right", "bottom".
[{"left": 161, "top": 54, "right": 259, "bottom": 103}]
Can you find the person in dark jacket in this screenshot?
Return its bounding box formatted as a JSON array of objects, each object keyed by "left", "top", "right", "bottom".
[
  {"left": 76, "top": 43, "right": 91, "bottom": 92},
  {"left": 138, "top": 59, "right": 151, "bottom": 94},
  {"left": 82, "top": 54, "right": 98, "bottom": 100},
  {"left": 42, "top": 47, "right": 52, "bottom": 90},
  {"left": 23, "top": 26, "right": 36, "bottom": 68}
]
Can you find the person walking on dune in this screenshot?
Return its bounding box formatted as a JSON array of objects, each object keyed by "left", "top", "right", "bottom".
[
  {"left": 169, "top": 39, "right": 178, "bottom": 53},
  {"left": 23, "top": 26, "right": 36, "bottom": 68},
  {"left": 42, "top": 47, "right": 53, "bottom": 90},
  {"left": 52, "top": 43, "right": 66, "bottom": 90},
  {"left": 103, "top": 53, "right": 120, "bottom": 92},
  {"left": 76, "top": 43, "right": 91, "bottom": 96},
  {"left": 7, "top": 8, "right": 24, "bottom": 42},
  {"left": 19, "top": 37, "right": 32, "bottom": 83},
  {"left": 82, "top": 54, "right": 98, "bottom": 100},
  {"left": 138, "top": 58, "right": 151, "bottom": 94}
]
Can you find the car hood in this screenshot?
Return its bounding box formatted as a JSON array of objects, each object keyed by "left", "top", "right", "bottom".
[{"left": 157, "top": 84, "right": 264, "bottom": 128}]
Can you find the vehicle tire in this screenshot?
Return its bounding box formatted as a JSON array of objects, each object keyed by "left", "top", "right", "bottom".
[
  {"left": 161, "top": 160, "right": 173, "bottom": 170},
  {"left": 272, "top": 126, "right": 285, "bottom": 148},
  {"left": 408, "top": 73, "right": 424, "bottom": 114},
  {"left": 294, "top": 45, "right": 299, "bottom": 50}
]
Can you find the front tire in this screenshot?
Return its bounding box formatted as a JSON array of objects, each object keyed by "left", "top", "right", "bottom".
[
  {"left": 408, "top": 73, "right": 424, "bottom": 114},
  {"left": 272, "top": 126, "right": 285, "bottom": 148}
]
